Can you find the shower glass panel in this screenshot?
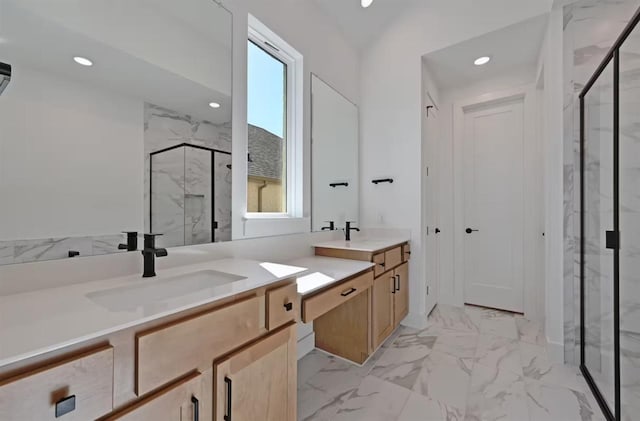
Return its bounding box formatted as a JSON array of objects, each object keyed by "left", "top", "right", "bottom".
[
  {"left": 619, "top": 22, "right": 640, "bottom": 419},
  {"left": 583, "top": 59, "right": 616, "bottom": 412},
  {"left": 150, "top": 144, "right": 231, "bottom": 248}
]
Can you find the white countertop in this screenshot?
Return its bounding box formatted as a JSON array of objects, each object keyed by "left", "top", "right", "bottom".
[
  {"left": 0, "top": 258, "right": 307, "bottom": 368},
  {"left": 286, "top": 256, "right": 375, "bottom": 296},
  {"left": 312, "top": 236, "right": 409, "bottom": 252}
]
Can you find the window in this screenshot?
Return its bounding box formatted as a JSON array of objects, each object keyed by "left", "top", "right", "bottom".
[{"left": 247, "top": 16, "right": 302, "bottom": 217}]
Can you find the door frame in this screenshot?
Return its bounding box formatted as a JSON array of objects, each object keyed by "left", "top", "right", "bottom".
[
  {"left": 452, "top": 85, "right": 542, "bottom": 319},
  {"left": 422, "top": 90, "right": 439, "bottom": 317}
]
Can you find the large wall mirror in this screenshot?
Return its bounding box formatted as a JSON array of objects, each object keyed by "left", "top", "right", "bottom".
[
  {"left": 311, "top": 74, "right": 359, "bottom": 232},
  {"left": 0, "top": 0, "right": 233, "bottom": 265}
]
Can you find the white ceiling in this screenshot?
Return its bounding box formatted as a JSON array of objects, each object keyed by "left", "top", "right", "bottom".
[
  {"left": 423, "top": 14, "right": 548, "bottom": 91},
  {"left": 313, "top": 0, "right": 423, "bottom": 49},
  {"left": 1, "top": 0, "right": 233, "bottom": 124}
]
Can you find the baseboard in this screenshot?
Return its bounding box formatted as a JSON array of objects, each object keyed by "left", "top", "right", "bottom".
[
  {"left": 401, "top": 312, "right": 429, "bottom": 330},
  {"left": 546, "top": 338, "right": 564, "bottom": 364},
  {"left": 297, "top": 331, "right": 315, "bottom": 360}
]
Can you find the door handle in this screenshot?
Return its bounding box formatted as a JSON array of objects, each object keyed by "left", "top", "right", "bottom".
[
  {"left": 435, "top": 228, "right": 441, "bottom": 234},
  {"left": 465, "top": 228, "right": 479, "bottom": 234},
  {"left": 284, "top": 302, "right": 293, "bottom": 312},
  {"left": 224, "top": 377, "right": 232, "bottom": 421},
  {"left": 191, "top": 395, "right": 199, "bottom": 421}
]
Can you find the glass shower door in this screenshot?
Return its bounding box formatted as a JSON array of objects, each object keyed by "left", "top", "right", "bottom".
[{"left": 582, "top": 58, "right": 616, "bottom": 414}]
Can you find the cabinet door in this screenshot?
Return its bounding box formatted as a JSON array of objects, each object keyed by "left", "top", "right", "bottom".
[
  {"left": 105, "top": 371, "right": 209, "bottom": 421},
  {"left": 214, "top": 324, "right": 296, "bottom": 421},
  {"left": 372, "top": 273, "right": 395, "bottom": 349},
  {"left": 393, "top": 263, "right": 409, "bottom": 327}
]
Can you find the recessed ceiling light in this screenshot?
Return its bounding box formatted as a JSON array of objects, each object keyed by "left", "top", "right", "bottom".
[
  {"left": 208, "top": 102, "right": 221, "bottom": 109},
  {"left": 474, "top": 56, "right": 491, "bottom": 66},
  {"left": 73, "top": 56, "right": 93, "bottom": 67},
  {"left": 361, "top": 0, "right": 373, "bottom": 8}
]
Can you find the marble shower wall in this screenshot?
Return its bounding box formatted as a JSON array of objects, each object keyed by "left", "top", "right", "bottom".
[
  {"left": 563, "top": 0, "right": 640, "bottom": 366},
  {"left": 0, "top": 234, "right": 127, "bottom": 265},
  {"left": 144, "top": 103, "right": 232, "bottom": 248},
  {"left": 618, "top": 23, "right": 640, "bottom": 416}
]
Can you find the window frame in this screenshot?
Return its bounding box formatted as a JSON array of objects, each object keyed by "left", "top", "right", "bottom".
[{"left": 246, "top": 15, "right": 303, "bottom": 219}]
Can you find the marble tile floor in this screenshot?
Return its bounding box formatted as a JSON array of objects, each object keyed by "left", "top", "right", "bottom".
[{"left": 297, "top": 304, "right": 606, "bottom": 421}]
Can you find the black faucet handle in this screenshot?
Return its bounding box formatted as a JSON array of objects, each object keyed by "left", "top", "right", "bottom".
[
  {"left": 155, "top": 248, "right": 168, "bottom": 257},
  {"left": 118, "top": 244, "right": 128, "bottom": 250}
]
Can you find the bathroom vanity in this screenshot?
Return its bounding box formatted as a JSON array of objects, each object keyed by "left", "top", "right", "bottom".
[
  {"left": 298, "top": 238, "right": 411, "bottom": 364},
  {"left": 0, "top": 235, "right": 410, "bottom": 421},
  {"left": 0, "top": 260, "right": 303, "bottom": 421}
]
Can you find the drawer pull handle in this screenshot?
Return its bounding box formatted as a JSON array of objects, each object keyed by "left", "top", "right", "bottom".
[
  {"left": 224, "top": 377, "right": 232, "bottom": 421},
  {"left": 191, "top": 395, "right": 199, "bottom": 421},
  {"left": 405, "top": 251, "right": 411, "bottom": 255},
  {"left": 395, "top": 275, "right": 401, "bottom": 292},
  {"left": 284, "top": 302, "right": 293, "bottom": 312},
  {"left": 341, "top": 288, "right": 357, "bottom": 297},
  {"left": 379, "top": 262, "right": 385, "bottom": 268},
  {"left": 55, "top": 395, "right": 76, "bottom": 418}
]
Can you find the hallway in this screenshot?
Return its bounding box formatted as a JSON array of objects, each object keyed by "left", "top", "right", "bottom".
[{"left": 298, "top": 305, "right": 604, "bottom": 421}]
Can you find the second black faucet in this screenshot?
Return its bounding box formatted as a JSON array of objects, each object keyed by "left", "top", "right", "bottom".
[{"left": 344, "top": 221, "right": 360, "bottom": 241}]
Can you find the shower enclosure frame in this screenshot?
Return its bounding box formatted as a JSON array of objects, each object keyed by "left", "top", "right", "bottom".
[
  {"left": 149, "top": 142, "right": 231, "bottom": 243},
  {"left": 579, "top": 6, "right": 640, "bottom": 421}
]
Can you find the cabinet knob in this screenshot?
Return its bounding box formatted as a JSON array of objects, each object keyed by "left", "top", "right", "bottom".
[{"left": 284, "top": 302, "right": 293, "bottom": 312}]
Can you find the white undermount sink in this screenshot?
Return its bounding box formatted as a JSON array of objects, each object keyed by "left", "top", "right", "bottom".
[{"left": 87, "top": 270, "right": 247, "bottom": 312}]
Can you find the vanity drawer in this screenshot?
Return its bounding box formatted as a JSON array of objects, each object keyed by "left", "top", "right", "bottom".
[
  {"left": 266, "top": 282, "right": 298, "bottom": 330},
  {"left": 402, "top": 243, "right": 411, "bottom": 261},
  {"left": 373, "top": 252, "right": 386, "bottom": 277},
  {"left": 136, "top": 295, "right": 263, "bottom": 396},
  {"left": 0, "top": 346, "right": 114, "bottom": 421},
  {"left": 302, "top": 270, "right": 373, "bottom": 323},
  {"left": 384, "top": 246, "right": 402, "bottom": 271}
]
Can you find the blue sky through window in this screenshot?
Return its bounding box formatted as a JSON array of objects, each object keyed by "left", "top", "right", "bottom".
[{"left": 247, "top": 41, "right": 286, "bottom": 138}]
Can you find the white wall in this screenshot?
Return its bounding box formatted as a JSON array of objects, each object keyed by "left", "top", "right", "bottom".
[
  {"left": 360, "top": 0, "right": 552, "bottom": 327},
  {"left": 0, "top": 65, "right": 144, "bottom": 240},
  {"left": 539, "top": 7, "right": 565, "bottom": 362},
  {"left": 226, "top": 0, "right": 360, "bottom": 240}
]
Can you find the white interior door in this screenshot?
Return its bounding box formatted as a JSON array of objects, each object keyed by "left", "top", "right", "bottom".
[
  {"left": 462, "top": 98, "right": 524, "bottom": 313},
  {"left": 423, "top": 103, "right": 439, "bottom": 316}
]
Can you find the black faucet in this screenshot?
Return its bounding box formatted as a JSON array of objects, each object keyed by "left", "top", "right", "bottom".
[
  {"left": 141, "top": 234, "right": 168, "bottom": 278},
  {"left": 344, "top": 221, "right": 360, "bottom": 241},
  {"left": 118, "top": 231, "right": 138, "bottom": 251},
  {"left": 321, "top": 221, "right": 335, "bottom": 231}
]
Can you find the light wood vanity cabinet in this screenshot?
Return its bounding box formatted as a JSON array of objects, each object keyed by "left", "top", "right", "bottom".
[
  {"left": 0, "top": 279, "right": 298, "bottom": 421},
  {"left": 104, "top": 371, "right": 211, "bottom": 421},
  {"left": 393, "top": 262, "right": 409, "bottom": 329},
  {"left": 136, "top": 295, "right": 264, "bottom": 396},
  {"left": 0, "top": 346, "right": 114, "bottom": 421},
  {"left": 315, "top": 242, "right": 410, "bottom": 354},
  {"left": 214, "top": 324, "right": 296, "bottom": 421},
  {"left": 372, "top": 273, "right": 395, "bottom": 348}
]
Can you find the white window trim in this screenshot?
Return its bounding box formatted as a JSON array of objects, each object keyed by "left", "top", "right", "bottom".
[{"left": 246, "top": 15, "right": 303, "bottom": 219}]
